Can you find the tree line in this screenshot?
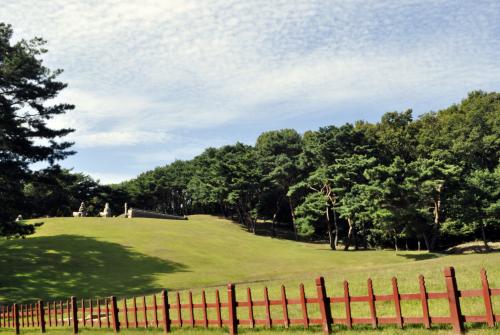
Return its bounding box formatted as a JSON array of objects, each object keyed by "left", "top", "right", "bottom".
[
  {"left": 1, "top": 23, "right": 499, "bottom": 250},
  {"left": 115, "top": 91, "right": 499, "bottom": 251}
]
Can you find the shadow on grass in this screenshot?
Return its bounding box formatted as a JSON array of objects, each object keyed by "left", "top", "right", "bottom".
[
  {"left": 396, "top": 253, "right": 441, "bottom": 261},
  {"left": 446, "top": 244, "right": 500, "bottom": 254},
  {"left": 0, "top": 235, "right": 187, "bottom": 303}
]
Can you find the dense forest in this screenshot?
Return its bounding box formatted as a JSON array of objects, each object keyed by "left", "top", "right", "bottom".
[
  {"left": 1, "top": 23, "right": 499, "bottom": 251},
  {"left": 110, "top": 91, "right": 499, "bottom": 251},
  {"left": 21, "top": 91, "right": 495, "bottom": 252}
]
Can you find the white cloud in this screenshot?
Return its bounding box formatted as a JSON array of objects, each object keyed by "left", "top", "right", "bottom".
[
  {"left": 49, "top": 88, "right": 239, "bottom": 147},
  {"left": 83, "top": 171, "right": 137, "bottom": 184},
  {"left": 74, "top": 130, "right": 170, "bottom": 148},
  {"left": 2, "top": 0, "right": 499, "bottom": 181},
  {"left": 132, "top": 139, "right": 231, "bottom": 165}
]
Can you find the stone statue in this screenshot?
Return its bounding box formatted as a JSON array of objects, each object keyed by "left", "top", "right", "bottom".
[
  {"left": 99, "top": 203, "right": 111, "bottom": 217},
  {"left": 15, "top": 214, "right": 23, "bottom": 222},
  {"left": 73, "top": 201, "right": 87, "bottom": 217},
  {"left": 79, "top": 202, "right": 86, "bottom": 214}
]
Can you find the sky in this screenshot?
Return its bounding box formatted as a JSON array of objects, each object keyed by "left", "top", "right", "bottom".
[{"left": 1, "top": 0, "right": 500, "bottom": 183}]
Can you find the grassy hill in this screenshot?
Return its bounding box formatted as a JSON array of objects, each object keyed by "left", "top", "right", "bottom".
[
  {"left": 1, "top": 215, "right": 498, "bottom": 304},
  {"left": 1, "top": 215, "right": 500, "bottom": 334}
]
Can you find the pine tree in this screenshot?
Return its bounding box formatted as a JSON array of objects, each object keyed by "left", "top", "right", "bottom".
[{"left": 0, "top": 23, "right": 74, "bottom": 235}]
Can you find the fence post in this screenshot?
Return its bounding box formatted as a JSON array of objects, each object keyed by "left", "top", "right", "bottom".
[
  {"left": 142, "top": 296, "right": 148, "bottom": 329},
  {"left": 263, "top": 287, "right": 271, "bottom": 328},
  {"left": 480, "top": 269, "right": 494, "bottom": 327},
  {"left": 215, "top": 289, "right": 222, "bottom": 328},
  {"left": 153, "top": 294, "right": 159, "bottom": 328},
  {"left": 247, "top": 288, "right": 254, "bottom": 328},
  {"left": 392, "top": 277, "right": 403, "bottom": 328},
  {"left": 299, "top": 283, "right": 309, "bottom": 328},
  {"left": 187, "top": 292, "right": 194, "bottom": 327},
  {"left": 419, "top": 275, "right": 431, "bottom": 328},
  {"left": 36, "top": 302, "right": 40, "bottom": 327},
  {"left": 132, "top": 297, "right": 137, "bottom": 329},
  {"left": 343, "top": 281, "right": 352, "bottom": 329},
  {"left": 110, "top": 296, "right": 120, "bottom": 333},
  {"left": 227, "top": 283, "right": 238, "bottom": 335},
  {"left": 161, "top": 290, "right": 171, "bottom": 333},
  {"left": 122, "top": 298, "right": 129, "bottom": 329},
  {"left": 66, "top": 300, "right": 70, "bottom": 327},
  {"left": 39, "top": 300, "right": 46, "bottom": 333},
  {"left": 71, "top": 297, "right": 78, "bottom": 334},
  {"left": 175, "top": 293, "right": 182, "bottom": 327},
  {"left": 81, "top": 299, "right": 85, "bottom": 327},
  {"left": 315, "top": 277, "right": 332, "bottom": 335},
  {"left": 105, "top": 299, "right": 110, "bottom": 328},
  {"left": 97, "top": 299, "right": 102, "bottom": 328},
  {"left": 201, "top": 290, "right": 208, "bottom": 328},
  {"left": 13, "top": 304, "right": 20, "bottom": 335},
  {"left": 367, "top": 279, "right": 377, "bottom": 329},
  {"left": 281, "top": 285, "right": 289, "bottom": 328},
  {"left": 443, "top": 267, "right": 464, "bottom": 334}
]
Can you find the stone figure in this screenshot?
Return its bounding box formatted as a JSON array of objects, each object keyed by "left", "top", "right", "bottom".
[
  {"left": 79, "top": 202, "right": 86, "bottom": 213},
  {"left": 73, "top": 201, "right": 87, "bottom": 217},
  {"left": 99, "top": 203, "right": 111, "bottom": 217},
  {"left": 15, "top": 214, "right": 23, "bottom": 222}
]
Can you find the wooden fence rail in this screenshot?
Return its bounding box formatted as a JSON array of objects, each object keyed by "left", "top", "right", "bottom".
[{"left": 1, "top": 267, "right": 499, "bottom": 334}]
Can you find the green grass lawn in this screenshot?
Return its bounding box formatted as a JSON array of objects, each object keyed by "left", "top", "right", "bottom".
[{"left": 1, "top": 215, "right": 499, "bottom": 334}]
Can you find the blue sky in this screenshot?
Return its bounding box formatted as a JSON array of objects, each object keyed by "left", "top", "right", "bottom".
[{"left": 2, "top": 0, "right": 499, "bottom": 183}]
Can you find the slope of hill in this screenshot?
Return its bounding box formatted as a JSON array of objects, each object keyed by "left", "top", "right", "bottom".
[{"left": 1, "top": 215, "right": 498, "bottom": 303}]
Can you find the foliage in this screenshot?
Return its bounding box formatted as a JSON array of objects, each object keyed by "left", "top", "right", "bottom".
[
  {"left": 0, "top": 23, "right": 74, "bottom": 236},
  {"left": 112, "top": 92, "right": 499, "bottom": 251}
]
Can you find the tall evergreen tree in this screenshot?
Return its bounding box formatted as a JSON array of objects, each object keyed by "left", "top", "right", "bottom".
[
  {"left": 255, "top": 129, "right": 303, "bottom": 237},
  {"left": 0, "top": 23, "right": 74, "bottom": 235}
]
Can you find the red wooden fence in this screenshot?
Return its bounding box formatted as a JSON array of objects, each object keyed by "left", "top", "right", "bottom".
[{"left": 1, "top": 267, "right": 498, "bottom": 334}]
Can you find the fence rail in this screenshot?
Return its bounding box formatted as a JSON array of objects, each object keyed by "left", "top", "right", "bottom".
[{"left": 1, "top": 267, "right": 499, "bottom": 334}]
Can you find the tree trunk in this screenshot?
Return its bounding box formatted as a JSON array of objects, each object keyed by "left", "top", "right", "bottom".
[
  {"left": 325, "top": 191, "right": 339, "bottom": 248},
  {"left": 238, "top": 198, "right": 252, "bottom": 231},
  {"left": 332, "top": 208, "right": 339, "bottom": 248},
  {"left": 288, "top": 197, "right": 298, "bottom": 241},
  {"left": 344, "top": 217, "right": 354, "bottom": 251},
  {"left": 236, "top": 208, "right": 244, "bottom": 225},
  {"left": 353, "top": 230, "right": 359, "bottom": 250},
  {"left": 417, "top": 240, "right": 421, "bottom": 251},
  {"left": 429, "top": 231, "right": 439, "bottom": 252},
  {"left": 325, "top": 207, "right": 335, "bottom": 250},
  {"left": 221, "top": 203, "right": 228, "bottom": 217},
  {"left": 481, "top": 223, "right": 489, "bottom": 249},
  {"left": 394, "top": 235, "right": 398, "bottom": 251},
  {"left": 422, "top": 232, "right": 432, "bottom": 251},
  {"left": 433, "top": 194, "right": 441, "bottom": 227},
  {"left": 428, "top": 184, "right": 443, "bottom": 252},
  {"left": 271, "top": 197, "right": 282, "bottom": 238}
]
